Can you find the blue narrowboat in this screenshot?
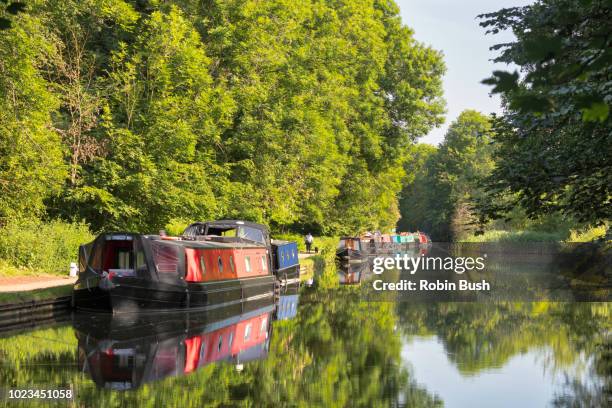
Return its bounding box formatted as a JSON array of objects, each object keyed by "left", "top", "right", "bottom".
[{"left": 271, "top": 240, "right": 300, "bottom": 284}]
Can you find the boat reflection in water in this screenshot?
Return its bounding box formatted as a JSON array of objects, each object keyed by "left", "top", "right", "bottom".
[
  {"left": 338, "top": 261, "right": 370, "bottom": 285},
  {"left": 337, "top": 245, "right": 430, "bottom": 286},
  {"left": 275, "top": 283, "right": 299, "bottom": 320},
  {"left": 74, "top": 294, "right": 293, "bottom": 390}
]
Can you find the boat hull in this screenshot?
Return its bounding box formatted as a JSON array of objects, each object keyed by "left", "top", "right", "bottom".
[
  {"left": 74, "top": 275, "right": 276, "bottom": 314},
  {"left": 336, "top": 248, "right": 366, "bottom": 262},
  {"left": 275, "top": 265, "right": 300, "bottom": 286}
]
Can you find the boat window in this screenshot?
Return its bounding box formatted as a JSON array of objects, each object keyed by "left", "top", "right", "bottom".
[
  {"left": 229, "top": 256, "right": 235, "bottom": 272},
  {"left": 217, "top": 335, "right": 223, "bottom": 352},
  {"left": 218, "top": 256, "right": 223, "bottom": 273},
  {"left": 244, "top": 324, "right": 252, "bottom": 340},
  {"left": 199, "top": 342, "right": 206, "bottom": 361},
  {"left": 238, "top": 226, "right": 265, "bottom": 244},
  {"left": 222, "top": 229, "right": 237, "bottom": 237},
  {"left": 245, "top": 256, "right": 251, "bottom": 273},
  {"left": 207, "top": 227, "right": 237, "bottom": 237},
  {"left": 281, "top": 251, "right": 285, "bottom": 262},
  {"left": 337, "top": 240, "right": 346, "bottom": 249},
  {"left": 228, "top": 332, "right": 234, "bottom": 348},
  {"left": 260, "top": 318, "right": 267, "bottom": 334},
  {"left": 261, "top": 256, "right": 266, "bottom": 271},
  {"left": 199, "top": 255, "right": 206, "bottom": 275},
  {"left": 117, "top": 250, "right": 131, "bottom": 269},
  {"left": 136, "top": 251, "right": 146, "bottom": 270}
]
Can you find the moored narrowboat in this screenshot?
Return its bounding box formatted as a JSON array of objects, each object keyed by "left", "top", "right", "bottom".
[
  {"left": 73, "top": 231, "right": 276, "bottom": 313},
  {"left": 336, "top": 237, "right": 366, "bottom": 262},
  {"left": 271, "top": 240, "right": 300, "bottom": 285}
]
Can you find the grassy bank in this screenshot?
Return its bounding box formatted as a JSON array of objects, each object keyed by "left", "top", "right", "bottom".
[
  {"left": 0, "top": 218, "right": 93, "bottom": 277},
  {"left": 290, "top": 236, "right": 339, "bottom": 286},
  {"left": 461, "top": 226, "right": 607, "bottom": 243}
]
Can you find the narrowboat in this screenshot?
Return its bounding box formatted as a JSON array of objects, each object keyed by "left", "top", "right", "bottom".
[
  {"left": 417, "top": 231, "right": 432, "bottom": 245},
  {"left": 336, "top": 237, "right": 366, "bottom": 262},
  {"left": 74, "top": 299, "right": 274, "bottom": 390},
  {"left": 360, "top": 232, "right": 384, "bottom": 255},
  {"left": 271, "top": 240, "right": 300, "bottom": 285},
  {"left": 73, "top": 231, "right": 276, "bottom": 313}
]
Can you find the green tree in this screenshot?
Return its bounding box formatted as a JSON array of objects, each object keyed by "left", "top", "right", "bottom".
[
  {"left": 1, "top": 0, "right": 446, "bottom": 235},
  {"left": 0, "top": 12, "right": 65, "bottom": 221},
  {"left": 71, "top": 6, "right": 234, "bottom": 231},
  {"left": 398, "top": 111, "right": 494, "bottom": 240},
  {"left": 478, "top": 0, "right": 612, "bottom": 225},
  {"left": 397, "top": 143, "right": 437, "bottom": 233}
]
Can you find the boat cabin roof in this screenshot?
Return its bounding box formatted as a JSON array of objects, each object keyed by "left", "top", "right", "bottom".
[
  {"left": 101, "top": 233, "right": 264, "bottom": 250},
  {"left": 150, "top": 235, "right": 264, "bottom": 250},
  {"left": 182, "top": 220, "right": 270, "bottom": 244}
]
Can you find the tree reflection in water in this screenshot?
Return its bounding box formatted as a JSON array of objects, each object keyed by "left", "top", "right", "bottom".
[
  {"left": 397, "top": 302, "right": 611, "bottom": 407},
  {"left": 0, "top": 287, "right": 609, "bottom": 407}
]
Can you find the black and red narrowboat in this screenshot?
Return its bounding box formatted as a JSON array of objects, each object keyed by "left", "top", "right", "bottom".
[
  {"left": 74, "top": 299, "right": 274, "bottom": 390},
  {"left": 73, "top": 231, "right": 276, "bottom": 313}
]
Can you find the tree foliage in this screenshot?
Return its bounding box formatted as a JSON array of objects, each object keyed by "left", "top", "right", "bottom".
[
  {"left": 477, "top": 0, "right": 612, "bottom": 225},
  {"left": 0, "top": 0, "right": 445, "bottom": 235},
  {"left": 398, "top": 110, "right": 494, "bottom": 240}
]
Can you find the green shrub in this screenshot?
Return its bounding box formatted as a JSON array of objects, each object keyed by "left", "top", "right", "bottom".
[
  {"left": 273, "top": 233, "right": 306, "bottom": 250},
  {"left": 461, "top": 230, "right": 563, "bottom": 243},
  {"left": 567, "top": 225, "right": 607, "bottom": 242},
  {"left": 165, "top": 218, "right": 191, "bottom": 236},
  {"left": 274, "top": 234, "right": 338, "bottom": 254},
  {"left": 0, "top": 218, "right": 93, "bottom": 275}
]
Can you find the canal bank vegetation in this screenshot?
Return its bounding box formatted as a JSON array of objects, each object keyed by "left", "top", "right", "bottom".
[
  {"left": 0, "top": 218, "right": 92, "bottom": 277},
  {"left": 0, "top": 284, "right": 72, "bottom": 305}
]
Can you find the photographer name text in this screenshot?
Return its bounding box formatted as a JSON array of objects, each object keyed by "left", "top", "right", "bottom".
[{"left": 371, "top": 254, "right": 490, "bottom": 292}]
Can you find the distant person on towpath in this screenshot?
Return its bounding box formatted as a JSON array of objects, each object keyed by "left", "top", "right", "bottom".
[{"left": 305, "top": 233, "right": 314, "bottom": 253}]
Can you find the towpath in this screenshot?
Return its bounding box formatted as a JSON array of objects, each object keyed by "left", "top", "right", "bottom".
[{"left": 0, "top": 276, "right": 76, "bottom": 292}]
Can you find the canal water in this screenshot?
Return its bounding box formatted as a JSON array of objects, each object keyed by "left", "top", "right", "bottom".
[{"left": 0, "top": 261, "right": 610, "bottom": 406}]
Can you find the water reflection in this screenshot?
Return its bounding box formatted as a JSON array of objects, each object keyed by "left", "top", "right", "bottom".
[
  {"left": 0, "top": 278, "right": 609, "bottom": 406},
  {"left": 74, "top": 298, "right": 275, "bottom": 390},
  {"left": 276, "top": 283, "right": 299, "bottom": 320},
  {"left": 397, "top": 302, "right": 611, "bottom": 407},
  {"left": 338, "top": 261, "right": 370, "bottom": 285}
]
